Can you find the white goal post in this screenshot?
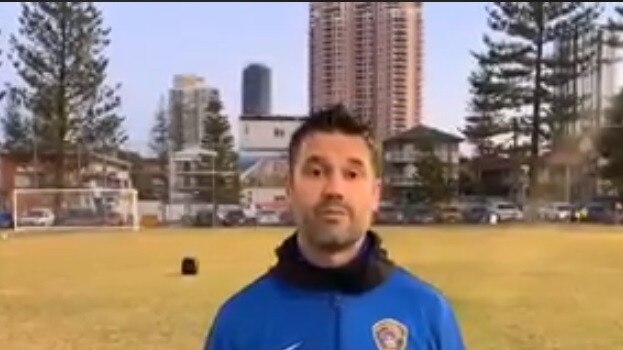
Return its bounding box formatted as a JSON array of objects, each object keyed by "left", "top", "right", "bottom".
[{"left": 12, "top": 188, "right": 139, "bottom": 232}]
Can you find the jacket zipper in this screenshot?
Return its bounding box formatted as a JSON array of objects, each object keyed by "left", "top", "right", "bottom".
[{"left": 332, "top": 294, "right": 342, "bottom": 350}]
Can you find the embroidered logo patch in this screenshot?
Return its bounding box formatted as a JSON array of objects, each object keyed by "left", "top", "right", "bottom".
[{"left": 372, "top": 318, "right": 408, "bottom": 350}]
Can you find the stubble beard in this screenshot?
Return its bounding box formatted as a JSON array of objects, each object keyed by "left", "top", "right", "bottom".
[{"left": 298, "top": 209, "right": 366, "bottom": 254}]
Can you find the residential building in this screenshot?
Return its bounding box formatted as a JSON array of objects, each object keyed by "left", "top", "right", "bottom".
[
  {"left": 309, "top": 2, "right": 424, "bottom": 143},
  {"left": 552, "top": 27, "right": 623, "bottom": 200},
  {"left": 556, "top": 28, "right": 623, "bottom": 135},
  {"left": 242, "top": 63, "right": 272, "bottom": 116},
  {"left": 382, "top": 125, "right": 462, "bottom": 204},
  {"left": 238, "top": 114, "right": 306, "bottom": 209},
  {"left": 0, "top": 149, "right": 133, "bottom": 213},
  {"left": 169, "top": 74, "right": 220, "bottom": 151}
]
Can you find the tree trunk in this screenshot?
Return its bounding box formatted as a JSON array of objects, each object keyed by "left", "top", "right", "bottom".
[{"left": 529, "top": 3, "right": 545, "bottom": 208}]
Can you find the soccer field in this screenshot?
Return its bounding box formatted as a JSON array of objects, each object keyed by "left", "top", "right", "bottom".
[{"left": 1, "top": 225, "right": 623, "bottom": 350}]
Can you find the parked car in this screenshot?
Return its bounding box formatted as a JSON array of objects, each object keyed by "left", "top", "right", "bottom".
[
  {"left": 193, "top": 210, "right": 217, "bottom": 227},
  {"left": 463, "top": 205, "right": 493, "bottom": 224},
  {"left": 0, "top": 211, "right": 14, "bottom": 228},
  {"left": 221, "top": 209, "right": 247, "bottom": 226},
  {"left": 19, "top": 208, "right": 55, "bottom": 227},
  {"left": 539, "top": 202, "right": 573, "bottom": 222},
  {"left": 407, "top": 206, "right": 437, "bottom": 225},
  {"left": 257, "top": 210, "right": 281, "bottom": 225},
  {"left": 435, "top": 204, "right": 463, "bottom": 223},
  {"left": 375, "top": 206, "right": 404, "bottom": 224},
  {"left": 488, "top": 201, "right": 524, "bottom": 222}
]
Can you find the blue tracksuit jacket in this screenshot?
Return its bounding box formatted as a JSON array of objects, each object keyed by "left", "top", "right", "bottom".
[{"left": 203, "top": 231, "right": 466, "bottom": 350}]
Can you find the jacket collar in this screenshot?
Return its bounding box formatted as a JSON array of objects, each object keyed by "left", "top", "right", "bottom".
[{"left": 268, "top": 230, "right": 396, "bottom": 294}]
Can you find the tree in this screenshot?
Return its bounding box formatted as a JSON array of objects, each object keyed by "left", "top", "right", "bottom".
[
  {"left": 148, "top": 96, "right": 169, "bottom": 204},
  {"left": 1, "top": 87, "right": 30, "bottom": 151},
  {"left": 201, "top": 98, "right": 241, "bottom": 206},
  {"left": 462, "top": 63, "right": 510, "bottom": 157},
  {"left": 10, "top": 2, "right": 126, "bottom": 188},
  {"left": 0, "top": 29, "right": 5, "bottom": 101},
  {"left": 476, "top": 2, "right": 602, "bottom": 200},
  {"left": 599, "top": 89, "right": 623, "bottom": 194},
  {"left": 608, "top": 4, "right": 623, "bottom": 36},
  {"left": 149, "top": 96, "right": 169, "bottom": 164},
  {"left": 409, "top": 141, "right": 453, "bottom": 204}
]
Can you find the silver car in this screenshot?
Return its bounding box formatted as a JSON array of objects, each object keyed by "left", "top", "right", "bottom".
[{"left": 488, "top": 202, "right": 523, "bottom": 222}]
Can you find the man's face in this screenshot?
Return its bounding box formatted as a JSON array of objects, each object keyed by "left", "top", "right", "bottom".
[{"left": 286, "top": 131, "right": 381, "bottom": 253}]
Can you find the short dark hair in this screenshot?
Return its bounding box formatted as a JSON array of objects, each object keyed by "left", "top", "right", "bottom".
[{"left": 288, "top": 105, "right": 380, "bottom": 177}]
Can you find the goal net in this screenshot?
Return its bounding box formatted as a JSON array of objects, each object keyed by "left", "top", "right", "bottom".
[{"left": 12, "top": 188, "right": 139, "bottom": 231}]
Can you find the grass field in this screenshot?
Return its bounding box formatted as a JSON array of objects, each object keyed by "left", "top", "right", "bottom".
[{"left": 1, "top": 225, "right": 623, "bottom": 350}]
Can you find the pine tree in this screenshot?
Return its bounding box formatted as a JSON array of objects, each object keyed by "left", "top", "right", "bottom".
[
  {"left": 462, "top": 64, "right": 508, "bottom": 157},
  {"left": 9, "top": 2, "right": 126, "bottom": 188},
  {"left": 598, "top": 89, "right": 623, "bottom": 194},
  {"left": 148, "top": 97, "right": 169, "bottom": 202},
  {"left": 0, "top": 29, "right": 4, "bottom": 101},
  {"left": 410, "top": 140, "right": 453, "bottom": 205},
  {"left": 1, "top": 87, "right": 30, "bottom": 151},
  {"left": 149, "top": 97, "right": 169, "bottom": 164},
  {"left": 201, "top": 98, "right": 241, "bottom": 206},
  {"left": 609, "top": 4, "right": 623, "bottom": 35},
  {"left": 477, "top": 2, "right": 602, "bottom": 200}
]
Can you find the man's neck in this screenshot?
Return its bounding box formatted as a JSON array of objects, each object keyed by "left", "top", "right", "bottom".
[{"left": 296, "top": 233, "right": 367, "bottom": 268}]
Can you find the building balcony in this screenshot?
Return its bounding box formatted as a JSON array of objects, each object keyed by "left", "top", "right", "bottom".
[
  {"left": 384, "top": 175, "right": 416, "bottom": 187},
  {"left": 384, "top": 151, "right": 420, "bottom": 163}
]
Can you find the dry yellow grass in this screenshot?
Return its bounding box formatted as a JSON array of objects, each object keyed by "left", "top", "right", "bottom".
[{"left": 1, "top": 225, "right": 623, "bottom": 350}]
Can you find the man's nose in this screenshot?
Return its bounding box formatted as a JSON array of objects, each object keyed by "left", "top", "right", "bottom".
[{"left": 322, "top": 172, "right": 346, "bottom": 199}]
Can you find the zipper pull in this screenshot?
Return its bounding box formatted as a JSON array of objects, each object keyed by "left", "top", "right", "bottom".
[{"left": 331, "top": 293, "right": 342, "bottom": 308}]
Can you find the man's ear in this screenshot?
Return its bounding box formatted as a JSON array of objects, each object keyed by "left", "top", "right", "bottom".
[
  {"left": 372, "top": 177, "right": 382, "bottom": 212},
  {"left": 285, "top": 172, "right": 293, "bottom": 198}
]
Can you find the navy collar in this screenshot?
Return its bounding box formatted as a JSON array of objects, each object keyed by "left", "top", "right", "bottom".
[{"left": 269, "top": 230, "right": 395, "bottom": 294}]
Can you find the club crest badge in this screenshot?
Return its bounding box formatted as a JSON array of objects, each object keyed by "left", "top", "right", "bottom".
[{"left": 372, "top": 318, "right": 408, "bottom": 350}]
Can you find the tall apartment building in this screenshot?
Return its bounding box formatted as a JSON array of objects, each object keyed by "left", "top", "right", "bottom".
[
  {"left": 309, "top": 2, "right": 424, "bottom": 142},
  {"left": 242, "top": 63, "right": 272, "bottom": 116},
  {"left": 556, "top": 28, "right": 623, "bottom": 136},
  {"left": 549, "top": 28, "right": 623, "bottom": 200},
  {"left": 168, "top": 74, "right": 220, "bottom": 151}
]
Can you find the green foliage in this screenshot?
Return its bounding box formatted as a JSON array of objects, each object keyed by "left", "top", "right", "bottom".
[
  {"left": 201, "top": 98, "right": 241, "bottom": 204},
  {"left": 1, "top": 87, "right": 30, "bottom": 151},
  {"left": 599, "top": 89, "right": 623, "bottom": 193},
  {"left": 410, "top": 140, "right": 454, "bottom": 204},
  {"left": 10, "top": 2, "right": 126, "bottom": 187},
  {"left": 149, "top": 96, "right": 169, "bottom": 164},
  {"left": 471, "top": 2, "right": 602, "bottom": 198}
]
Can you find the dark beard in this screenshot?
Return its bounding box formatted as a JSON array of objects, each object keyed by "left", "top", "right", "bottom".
[
  {"left": 299, "top": 216, "right": 363, "bottom": 253},
  {"left": 309, "top": 232, "right": 362, "bottom": 253}
]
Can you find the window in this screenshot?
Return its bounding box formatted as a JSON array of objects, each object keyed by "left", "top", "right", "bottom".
[{"left": 15, "top": 174, "right": 32, "bottom": 188}]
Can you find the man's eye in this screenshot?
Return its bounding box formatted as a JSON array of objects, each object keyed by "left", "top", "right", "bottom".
[
  {"left": 346, "top": 170, "right": 360, "bottom": 179},
  {"left": 307, "top": 168, "right": 322, "bottom": 177}
]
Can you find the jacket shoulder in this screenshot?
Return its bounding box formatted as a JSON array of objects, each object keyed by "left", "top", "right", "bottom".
[
  {"left": 386, "top": 268, "right": 466, "bottom": 349},
  {"left": 203, "top": 273, "right": 280, "bottom": 349},
  {"left": 216, "top": 272, "right": 279, "bottom": 319},
  {"left": 390, "top": 268, "right": 450, "bottom": 302}
]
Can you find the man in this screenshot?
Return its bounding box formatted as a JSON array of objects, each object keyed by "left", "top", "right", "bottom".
[{"left": 203, "top": 106, "right": 466, "bottom": 349}]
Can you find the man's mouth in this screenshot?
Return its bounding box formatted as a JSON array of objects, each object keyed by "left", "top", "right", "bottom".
[{"left": 318, "top": 207, "right": 348, "bottom": 217}]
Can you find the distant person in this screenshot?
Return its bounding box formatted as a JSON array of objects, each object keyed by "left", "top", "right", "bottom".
[{"left": 202, "top": 106, "right": 466, "bottom": 349}]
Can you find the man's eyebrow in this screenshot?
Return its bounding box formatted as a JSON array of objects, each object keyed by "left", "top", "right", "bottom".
[
  {"left": 302, "top": 155, "right": 325, "bottom": 165},
  {"left": 347, "top": 158, "right": 366, "bottom": 168}
]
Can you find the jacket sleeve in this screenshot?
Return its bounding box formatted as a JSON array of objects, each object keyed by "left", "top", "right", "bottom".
[
  {"left": 432, "top": 296, "right": 466, "bottom": 350},
  {"left": 202, "top": 307, "right": 236, "bottom": 350}
]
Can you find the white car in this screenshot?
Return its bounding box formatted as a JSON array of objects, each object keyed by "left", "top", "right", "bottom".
[
  {"left": 539, "top": 202, "right": 572, "bottom": 221},
  {"left": 19, "top": 208, "right": 55, "bottom": 227},
  {"left": 257, "top": 210, "right": 281, "bottom": 225},
  {"left": 488, "top": 202, "right": 523, "bottom": 222}
]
